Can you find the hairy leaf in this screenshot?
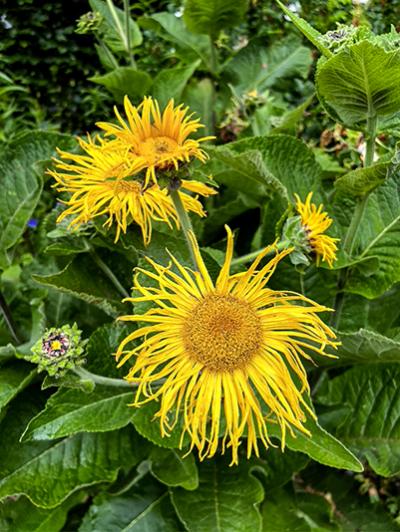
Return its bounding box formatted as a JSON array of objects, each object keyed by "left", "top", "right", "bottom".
[
  {"left": 150, "top": 447, "right": 199, "bottom": 490},
  {"left": 90, "top": 67, "right": 152, "bottom": 102},
  {"left": 183, "top": 0, "right": 248, "bottom": 36}
]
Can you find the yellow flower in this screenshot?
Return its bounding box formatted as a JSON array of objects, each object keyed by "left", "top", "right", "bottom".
[
  {"left": 116, "top": 227, "right": 337, "bottom": 465},
  {"left": 97, "top": 96, "right": 213, "bottom": 186},
  {"left": 49, "top": 137, "right": 216, "bottom": 243},
  {"left": 295, "top": 192, "right": 339, "bottom": 268}
]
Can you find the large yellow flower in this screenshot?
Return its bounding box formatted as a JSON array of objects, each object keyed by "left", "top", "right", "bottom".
[
  {"left": 49, "top": 137, "right": 216, "bottom": 243},
  {"left": 295, "top": 192, "right": 339, "bottom": 268},
  {"left": 116, "top": 227, "right": 337, "bottom": 464},
  {"left": 97, "top": 96, "right": 213, "bottom": 186}
]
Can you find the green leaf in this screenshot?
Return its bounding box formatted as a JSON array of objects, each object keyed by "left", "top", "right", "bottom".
[
  {"left": 316, "top": 41, "right": 400, "bottom": 129},
  {"left": 183, "top": 0, "right": 248, "bottom": 36},
  {"left": 333, "top": 328, "right": 400, "bottom": 365},
  {"left": 89, "top": 0, "right": 142, "bottom": 51},
  {"left": 227, "top": 38, "right": 312, "bottom": 93},
  {"left": 171, "top": 459, "right": 264, "bottom": 532},
  {"left": 317, "top": 364, "right": 400, "bottom": 476},
  {"left": 32, "top": 254, "right": 124, "bottom": 317},
  {"left": 267, "top": 413, "right": 363, "bottom": 472},
  {"left": 131, "top": 401, "right": 183, "bottom": 449},
  {"left": 250, "top": 448, "right": 309, "bottom": 492},
  {"left": 80, "top": 477, "right": 180, "bottom": 532},
  {"left": 0, "top": 492, "right": 84, "bottom": 532},
  {"left": 346, "top": 166, "right": 400, "bottom": 298},
  {"left": 183, "top": 78, "right": 214, "bottom": 136},
  {"left": 228, "top": 135, "right": 323, "bottom": 201},
  {"left": 276, "top": 1, "right": 332, "bottom": 58},
  {"left": 262, "top": 486, "right": 339, "bottom": 531},
  {"left": 335, "top": 162, "right": 389, "bottom": 197},
  {"left": 0, "top": 395, "right": 142, "bottom": 508},
  {"left": 90, "top": 67, "right": 152, "bottom": 102},
  {"left": 0, "top": 361, "right": 36, "bottom": 413},
  {"left": 139, "top": 13, "right": 211, "bottom": 67},
  {"left": 150, "top": 447, "right": 198, "bottom": 490},
  {"left": 0, "top": 131, "right": 74, "bottom": 253},
  {"left": 152, "top": 61, "right": 200, "bottom": 109},
  {"left": 21, "top": 386, "right": 136, "bottom": 441}
]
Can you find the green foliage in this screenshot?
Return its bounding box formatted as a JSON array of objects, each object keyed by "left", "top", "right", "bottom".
[{"left": 183, "top": 0, "right": 249, "bottom": 37}]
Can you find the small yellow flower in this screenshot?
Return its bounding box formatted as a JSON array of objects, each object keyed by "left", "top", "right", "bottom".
[
  {"left": 49, "top": 137, "right": 215, "bottom": 243},
  {"left": 116, "top": 227, "right": 337, "bottom": 465},
  {"left": 295, "top": 192, "right": 339, "bottom": 268},
  {"left": 97, "top": 96, "right": 214, "bottom": 186}
]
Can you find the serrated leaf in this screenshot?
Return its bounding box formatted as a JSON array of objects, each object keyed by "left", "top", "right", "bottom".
[
  {"left": 317, "top": 364, "right": 400, "bottom": 476},
  {"left": 32, "top": 254, "right": 124, "bottom": 317},
  {"left": 21, "top": 386, "right": 136, "bottom": 441},
  {"left": 80, "top": 477, "right": 180, "bottom": 532},
  {"left": 316, "top": 41, "right": 400, "bottom": 129},
  {"left": 0, "top": 393, "right": 143, "bottom": 507},
  {"left": 277, "top": 1, "right": 332, "bottom": 58},
  {"left": 150, "top": 447, "right": 198, "bottom": 490},
  {"left": 0, "top": 131, "right": 74, "bottom": 253},
  {"left": 227, "top": 37, "right": 312, "bottom": 93},
  {"left": 131, "top": 401, "right": 183, "bottom": 449},
  {"left": 335, "top": 162, "right": 389, "bottom": 197},
  {"left": 228, "top": 135, "right": 323, "bottom": 201},
  {"left": 0, "top": 361, "right": 36, "bottom": 413},
  {"left": 334, "top": 328, "right": 400, "bottom": 365},
  {"left": 183, "top": 0, "right": 248, "bottom": 37},
  {"left": 171, "top": 459, "right": 264, "bottom": 532},
  {"left": 346, "top": 166, "right": 400, "bottom": 298},
  {"left": 152, "top": 61, "right": 200, "bottom": 109},
  {"left": 90, "top": 67, "right": 152, "bottom": 102}
]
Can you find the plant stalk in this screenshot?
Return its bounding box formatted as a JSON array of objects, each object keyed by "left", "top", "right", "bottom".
[
  {"left": 88, "top": 246, "right": 130, "bottom": 299},
  {"left": 123, "top": 0, "right": 136, "bottom": 67},
  {"left": 231, "top": 240, "right": 290, "bottom": 266},
  {"left": 73, "top": 367, "right": 136, "bottom": 387},
  {"left": 0, "top": 290, "right": 20, "bottom": 344},
  {"left": 169, "top": 188, "right": 198, "bottom": 270}
]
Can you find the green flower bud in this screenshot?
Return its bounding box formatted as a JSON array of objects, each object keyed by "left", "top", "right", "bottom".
[
  {"left": 31, "top": 323, "right": 86, "bottom": 377},
  {"left": 76, "top": 11, "right": 103, "bottom": 35},
  {"left": 282, "top": 215, "right": 311, "bottom": 267}
]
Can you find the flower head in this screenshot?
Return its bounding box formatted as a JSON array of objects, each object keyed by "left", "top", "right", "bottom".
[
  {"left": 31, "top": 323, "right": 85, "bottom": 376},
  {"left": 116, "top": 227, "right": 337, "bottom": 464},
  {"left": 295, "top": 192, "right": 339, "bottom": 268},
  {"left": 97, "top": 96, "right": 213, "bottom": 186},
  {"left": 49, "top": 137, "right": 215, "bottom": 243}
]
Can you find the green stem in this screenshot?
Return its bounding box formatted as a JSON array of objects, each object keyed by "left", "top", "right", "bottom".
[
  {"left": 123, "top": 0, "right": 136, "bottom": 67},
  {"left": 169, "top": 188, "right": 198, "bottom": 269},
  {"left": 88, "top": 245, "right": 130, "bottom": 299},
  {"left": 73, "top": 367, "right": 135, "bottom": 387},
  {"left": 299, "top": 270, "right": 305, "bottom": 297},
  {"left": 95, "top": 34, "right": 119, "bottom": 69},
  {"left": 0, "top": 290, "right": 20, "bottom": 344},
  {"left": 106, "top": 0, "right": 134, "bottom": 66},
  {"left": 332, "top": 114, "right": 377, "bottom": 328},
  {"left": 231, "top": 240, "right": 290, "bottom": 266},
  {"left": 209, "top": 34, "right": 218, "bottom": 74}
]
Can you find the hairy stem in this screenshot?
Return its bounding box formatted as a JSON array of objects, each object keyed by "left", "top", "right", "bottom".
[
  {"left": 73, "top": 367, "right": 135, "bottom": 387},
  {"left": 88, "top": 245, "right": 130, "bottom": 299},
  {"left": 123, "top": 0, "right": 136, "bottom": 67},
  {"left": 169, "top": 188, "right": 198, "bottom": 270}
]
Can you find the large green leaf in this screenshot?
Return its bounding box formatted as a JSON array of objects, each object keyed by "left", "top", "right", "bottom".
[
  {"left": 183, "top": 0, "right": 248, "bottom": 36},
  {"left": 228, "top": 135, "right": 323, "bottom": 201},
  {"left": 267, "top": 414, "right": 363, "bottom": 472},
  {"left": 262, "top": 487, "right": 339, "bottom": 532},
  {"left": 227, "top": 38, "right": 312, "bottom": 93},
  {"left": 171, "top": 460, "right": 264, "bottom": 532},
  {"left": 32, "top": 254, "right": 124, "bottom": 317},
  {"left": 0, "top": 361, "right": 36, "bottom": 413},
  {"left": 316, "top": 41, "right": 400, "bottom": 129},
  {"left": 334, "top": 162, "right": 389, "bottom": 197},
  {"left": 0, "top": 492, "right": 84, "bottom": 532},
  {"left": 150, "top": 447, "right": 198, "bottom": 490},
  {"left": 317, "top": 364, "right": 400, "bottom": 476},
  {"left": 89, "top": 0, "right": 142, "bottom": 52},
  {"left": 250, "top": 448, "right": 309, "bottom": 492},
  {"left": 152, "top": 62, "right": 200, "bottom": 109},
  {"left": 139, "top": 13, "right": 211, "bottom": 68},
  {"left": 183, "top": 78, "right": 214, "bottom": 136},
  {"left": 0, "top": 131, "right": 74, "bottom": 254},
  {"left": 80, "top": 477, "right": 180, "bottom": 532},
  {"left": 21, "top": 386, "right": 136, "bottom": 441},
  {"left": 131, "top": 401, "right": 183, "bottom": 449},
  {"left": 346, "top": 165, "right": 400, "bottom": 298},
  {"left": 90, "top": 67, "right": 152, "bottom": 102},
  {"left": 333, "top": 328, "right": 400, "bottom": 365}
]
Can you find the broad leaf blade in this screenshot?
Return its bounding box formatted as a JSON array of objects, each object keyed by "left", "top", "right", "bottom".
[{"left": 183, "top": 0, "right": 248, "bottom": 36}]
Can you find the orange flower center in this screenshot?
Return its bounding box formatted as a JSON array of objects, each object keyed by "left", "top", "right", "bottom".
[
  {"left": 137, "top": 136, "right": 179, "bottom": 163},
  {"left": 183, "top": 294, "right": 261, "bottom": 372}
]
